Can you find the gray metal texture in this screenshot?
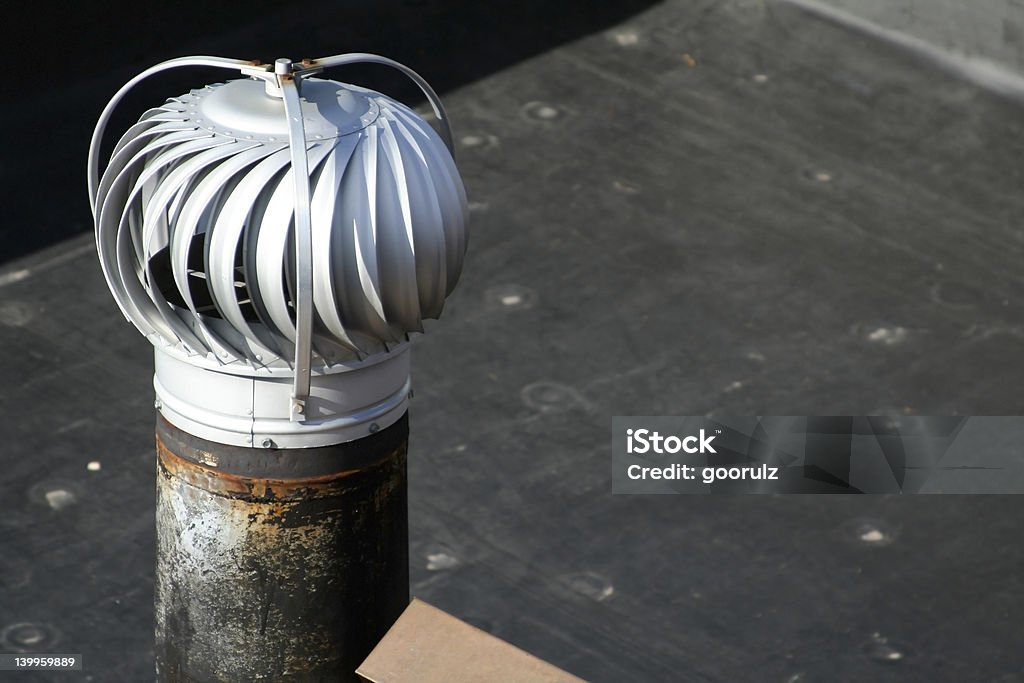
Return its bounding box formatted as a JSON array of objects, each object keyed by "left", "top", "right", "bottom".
[
  {"left": 154, "top": 414, "right": 409, "bottom": 681},
  {"left": 89, "top": 54, "right": 467, "bottom": 441}
]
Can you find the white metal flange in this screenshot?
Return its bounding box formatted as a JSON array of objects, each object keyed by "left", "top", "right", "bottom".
[{"left": 153, "top": 344, "right": 411, "bottom": 448}]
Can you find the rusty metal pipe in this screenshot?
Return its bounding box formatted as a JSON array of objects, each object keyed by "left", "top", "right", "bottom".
[
  {"left": 154, "top": 414, "right": 409, "bottom": 682},
  {"left": 89, "top": 54, "right": 468, "bottom": 681}
]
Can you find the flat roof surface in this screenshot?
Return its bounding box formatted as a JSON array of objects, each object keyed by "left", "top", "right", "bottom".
[{"left": 2, "top": 1, "right": 1023, "bottom": 680}]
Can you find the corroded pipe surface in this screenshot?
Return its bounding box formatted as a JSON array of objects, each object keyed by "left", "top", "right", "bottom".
[{"left": 154, "top": 414, "right": 409, "bottom": 682}]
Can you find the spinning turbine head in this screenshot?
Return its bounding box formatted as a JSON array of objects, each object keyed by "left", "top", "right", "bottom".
[{"left": 89, "top": 55, "right": 468, "bottom": 447}]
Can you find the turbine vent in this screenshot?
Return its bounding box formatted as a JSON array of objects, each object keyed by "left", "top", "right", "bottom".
[{"left": 89, "top": 54, "right": 469, "bottom": 447}]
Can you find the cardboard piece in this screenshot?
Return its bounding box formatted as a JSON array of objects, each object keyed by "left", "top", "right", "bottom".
[{"left": 357, "top": 598, "right": 586, "bottom": 682}]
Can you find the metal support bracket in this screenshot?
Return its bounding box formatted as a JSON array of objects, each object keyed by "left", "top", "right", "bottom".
[{"left": 279, "top": 65, "right": 315, "bottom": 421}]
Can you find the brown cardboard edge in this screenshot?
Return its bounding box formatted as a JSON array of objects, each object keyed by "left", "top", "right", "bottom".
[{"left": 356, "top": 598, "right": 587, "bottom": 683}]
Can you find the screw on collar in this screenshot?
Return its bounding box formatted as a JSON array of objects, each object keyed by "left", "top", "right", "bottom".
[{"left": 240, "top": 57, "right": 325, "bottom": 98}]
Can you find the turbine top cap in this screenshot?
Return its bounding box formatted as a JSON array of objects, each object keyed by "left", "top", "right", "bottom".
[{"left": 185, "top": 77, "right": 381, "bottom": 142}]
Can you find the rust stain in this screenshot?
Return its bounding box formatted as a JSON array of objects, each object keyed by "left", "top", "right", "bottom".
[{"left": 156, "top": 432, "right": 405, "bottom": 502}]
